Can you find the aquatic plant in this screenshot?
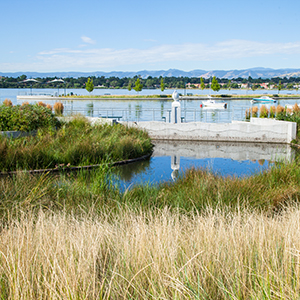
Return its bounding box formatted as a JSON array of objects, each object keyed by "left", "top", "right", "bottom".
[
  {"left": 53, "top": 101, "right": 64, "bottom": 115},
  {"left": 3, "top": 98, "right": 12, "bottom": 106},
  {"left": 259, "top": 105, "right": 268, "bottom": 118},
  {"left": 270, "top": 105, "right": 276, "bottom": 118}
]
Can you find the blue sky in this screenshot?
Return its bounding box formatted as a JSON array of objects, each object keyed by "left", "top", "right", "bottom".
[{"left": 1, "top": 0, "right": 300, "bottom": 72}]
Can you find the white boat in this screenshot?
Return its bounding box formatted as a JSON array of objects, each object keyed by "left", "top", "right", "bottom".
[
  {"left": 202, "top": 96, "right": 227, "bottom": 108},
  {"left": 251, "top": 96, "right": 277, "bottom": 104}
]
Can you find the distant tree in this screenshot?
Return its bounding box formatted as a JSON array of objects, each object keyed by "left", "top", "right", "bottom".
[
  {"left": 134, "top": 78, "right": 143, "bottom": 93},
  {"left": 278, "top": 80, "right": 282, "bottom": 94},
  {"left": 160, "top": 78, "right": 165, "bottom": 92},
  {"left": 200, "top": 77, "right": 205, "bottom": 90},
  {"left": 227, "top": 79, "right": 232, "bottom": 90},
  {"left": 85, "top": 78, "right": 94, "bottom": 94},
  {"left": 211, "top": 76, "right": 220, "bottom": 92},
  {"left": 128, "top": 82, "right": 132, "bottom": 92}
]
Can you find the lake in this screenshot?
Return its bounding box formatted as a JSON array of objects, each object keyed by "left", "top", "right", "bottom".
[
  {"left": 1, "top": 88, "right": 297, "bottom": 187},
  {"left": 2, "top": 88, "right": 300, "bottom": 123}
]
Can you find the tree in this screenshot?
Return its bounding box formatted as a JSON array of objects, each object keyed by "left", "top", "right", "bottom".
[
  {"left": 128, "top": 82, "right": 132, "bottom": 92},
  {"left": 134, "top": 78, "right": 143, "bottom": 93},
  {"left": 211, "top": 76, "right": 220, "bottom": 93},
  {"left": 160, "top": 78, "right": 165, "bottom": 92},
  {"left": 227, "top": 79, "right": 232, "bottom": 91},
  {"left": 278, "top": 80, "right": 282, "bottom": 94},
  {"left": 200, "top": 77, "right": 205, "bottom": 90},
  {"left": 85, "top": 78, "right": 94, "bottom": 94}
]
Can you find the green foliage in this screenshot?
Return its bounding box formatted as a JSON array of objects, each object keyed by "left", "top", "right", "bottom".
[
  {"left": 200, "top": 77, "right": 205, "bottom": 90},
  {"left": 160, "top": 78, "right": 165, "bottom": 92},
  {"left": 85, "top": 77, "right": 94, "bottom": 93},
  {"left": 211, "top": 76, "right": 220, "bottom": 92},
  {"left": 278, "top": 80, "right": 283, "bottom": 94},
  {"left": 0, "top": 104, "right": 60, "bottom": 132},
  {"left": 127, "top": 81, "right": 132, "bottom": 91},
  {"left": 133, "top": 78, "right": 143, "bottom": 93},
  {"left": 0, "top": 116, "right": 153, "bottom": 172}
]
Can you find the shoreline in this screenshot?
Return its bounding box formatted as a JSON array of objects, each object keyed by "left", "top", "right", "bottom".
[{"left": 16, "top": 94, "right": 300, "bottom": 101}]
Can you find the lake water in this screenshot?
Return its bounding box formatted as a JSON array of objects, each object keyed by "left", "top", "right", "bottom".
[
  {"left": 1, "top": 88, "right": 296, "bottom": 187},
  {"left": 1, "top": 88, "right": 300, "bottom": 123},
  {"left": 113, "top": 140, "right": 294, "bottom": 191}
]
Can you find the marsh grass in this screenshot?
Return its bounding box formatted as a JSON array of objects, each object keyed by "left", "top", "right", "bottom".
[
  {"left": 0, "top": 116, "right": 153, "bottom": 172},
  {"left": 1, "top": 158, "right": 300, "bottom": 221},
  {"left": 1, "top": 206, "right": 300, "bottom": 299},
  {"left": 53, "top": 102, "right": 64, "bottom": 115}
]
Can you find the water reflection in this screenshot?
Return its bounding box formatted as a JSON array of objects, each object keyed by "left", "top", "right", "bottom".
[{"left": 114, "top": 140, "right": 295, "bottom": 190}]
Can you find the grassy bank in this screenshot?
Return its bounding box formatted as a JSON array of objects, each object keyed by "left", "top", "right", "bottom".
[
  {"left": 2, "top": 115, "right": 300, "bottom": 298},
  {"left": 0, "top": 116, "right": 153, "bottom": 172},
  {"left": 0, "top": 206, "right": 300, "bottom": 299}
]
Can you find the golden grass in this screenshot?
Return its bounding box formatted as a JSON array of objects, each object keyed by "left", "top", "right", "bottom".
[
  {"left": 259, "top": 105, "right": 268, "bottom": 117},
  {"left": 37, "top": 101, "right": 46, "bottom": 107},
  {"left": 1, "top": 207, "right": 300, "bottom": 299},
  {"left": 53, "top": 102, "right": 64, "bottom": 115},
  {"left": 46, "top": 104, "right": 52, "bottom": 111},
  {"left": 276, "top": 105, "right": 285, "bottom": 114},
  {"left": 3, "top": 98, "right": 12, "bottom": 106},
  {"left": 293, "top": 103, "right": 300, "bottom": 112}
]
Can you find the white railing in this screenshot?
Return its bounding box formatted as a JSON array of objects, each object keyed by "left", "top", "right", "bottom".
[{"left": 61, "top": 106, "right": 249, "bottom": 123}]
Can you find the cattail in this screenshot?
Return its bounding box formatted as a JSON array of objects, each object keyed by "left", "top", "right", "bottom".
[
  {"left": 53, "top": 102, "right": 64, "bottom": 115},
  {"left": 3, "top": 98, "right": 12, "bottom": 106},
  {"left": 259, "top": 105, "right": 268, "bottom": 118}
]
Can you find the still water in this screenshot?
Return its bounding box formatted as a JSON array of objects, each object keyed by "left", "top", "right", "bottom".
[
  {"left": 2, "top": 88, "right": 300, "bottom": 123},
  {"left": 1, "top": 88, "right": 296, "bottom": 188},
  {"left": 113, "top": 140, "right": 294, "bottom": 191}
]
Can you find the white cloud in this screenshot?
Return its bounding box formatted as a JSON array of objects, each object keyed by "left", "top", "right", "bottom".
[
  {"left": 35, "top": 40, "right": 300, "bottom": 70},
  {"left": 81, "top": 36, "right": 96, "bottom": 44},
  {"left": 2, "top": 40, "right": 300, "bottom": 71}
]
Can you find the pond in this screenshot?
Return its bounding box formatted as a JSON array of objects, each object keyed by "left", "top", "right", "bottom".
[{"left": 113, "top": 140, "right": 294, "bottom": 191}]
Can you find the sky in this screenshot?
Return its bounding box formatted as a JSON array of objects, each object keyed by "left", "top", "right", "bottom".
[{"left": 1, "top": 0, "right": 300, "bottom": 73}]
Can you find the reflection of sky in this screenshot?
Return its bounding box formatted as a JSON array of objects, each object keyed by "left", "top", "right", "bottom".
[{"left": 114, "top": 156, "right": 271, "bottom": 191}]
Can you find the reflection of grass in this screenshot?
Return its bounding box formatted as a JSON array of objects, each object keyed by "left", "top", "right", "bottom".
[{"left": 113, "top": 158, "right": 151, "bottom": 181}]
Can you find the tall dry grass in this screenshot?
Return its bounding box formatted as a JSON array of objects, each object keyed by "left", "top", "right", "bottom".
[{"left": 1, "top": 207, "right": 300, "bottom": 299}]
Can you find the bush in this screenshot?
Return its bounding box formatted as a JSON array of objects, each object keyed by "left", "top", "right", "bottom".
[{"left": 0, "top": 103, "right": 60, "bottom": 132}]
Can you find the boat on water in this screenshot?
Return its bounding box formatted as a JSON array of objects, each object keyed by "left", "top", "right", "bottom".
[
  {"left": 202, "top": 96, "right": 227, "bottom": 108},
  {"left": 251, "top": 96, "right": 277, "bottom": 104}
]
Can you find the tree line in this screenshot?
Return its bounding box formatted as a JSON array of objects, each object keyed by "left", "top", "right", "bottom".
[{"left": 1, "top": 74, "right": 300, "bottom": 90}]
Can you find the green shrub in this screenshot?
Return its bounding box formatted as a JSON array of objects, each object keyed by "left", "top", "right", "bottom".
[{"left": 0, "top": 104, "right": 60, "bottom": 132}]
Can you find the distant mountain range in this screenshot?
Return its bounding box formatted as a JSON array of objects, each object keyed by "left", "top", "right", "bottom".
[{"left": 1, "top": 67, "right": 300, "bottom": 79}]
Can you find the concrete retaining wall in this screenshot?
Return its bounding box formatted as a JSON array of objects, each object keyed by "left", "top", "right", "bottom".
[{"left": 122, "top": 118, "right": 297, "bottom": 144}]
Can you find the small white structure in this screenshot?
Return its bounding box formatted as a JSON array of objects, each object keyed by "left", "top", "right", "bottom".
[
  {"left": 171, "top": 90, "right": 181, "bottom": 124},
  {"left": 171, "top": 154, "right": 180, "bottom": 181}
]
